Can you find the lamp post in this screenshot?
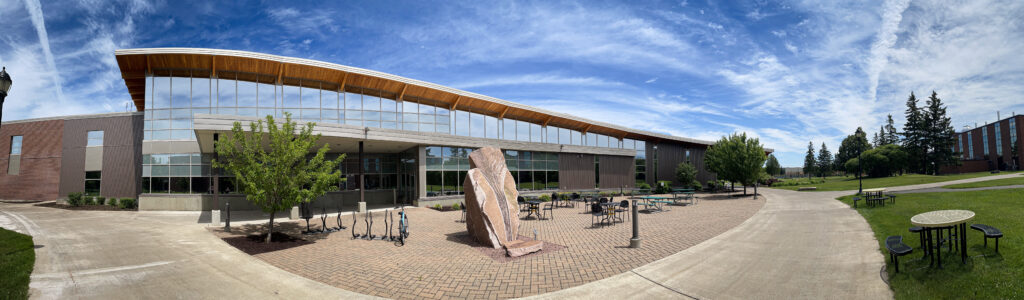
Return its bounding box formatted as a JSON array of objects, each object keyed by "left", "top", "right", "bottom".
[
  {"left": 0, "top": 67, "right": 12, "bottom": 132},
  {"left": 857, "top": 146, "right": 863, "bottom": 194}
]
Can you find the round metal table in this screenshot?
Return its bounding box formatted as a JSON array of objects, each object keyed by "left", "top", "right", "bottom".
[{"left": 911, "top": 210, "right": 975, "bottom": 267}]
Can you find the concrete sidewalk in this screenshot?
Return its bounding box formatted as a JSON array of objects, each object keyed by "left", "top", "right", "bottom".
[
  {"left": 0, "top": 203, "right": 378, "bottom": 300},
  {"left": 525, "top": 188, "right": 892, "bottom": 300}
]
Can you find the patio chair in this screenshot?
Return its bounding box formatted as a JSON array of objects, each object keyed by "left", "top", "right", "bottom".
[
  {"left": 591, "top": 203, "right": 606, "bottom": 227},
  {"left": 909, "top": 226, "right": 928, "bottom": 258},
  {"left": 460, "top": 202, "right": 467, "bottom": 223},
  {"left": 885, "top": 235, "right": 913, "bottom": 273},
  {"left": 542, "top": 201, "right": 554, "bottom": 220},
  {"left": 615, "top": 200, "right": 630, "bottom": 222}
]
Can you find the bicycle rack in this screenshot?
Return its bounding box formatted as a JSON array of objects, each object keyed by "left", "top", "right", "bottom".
[{"left": 320, "top": 207, "right": 330, "bottom": 232}]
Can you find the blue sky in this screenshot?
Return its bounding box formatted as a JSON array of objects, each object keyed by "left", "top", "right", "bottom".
[{"left": 2, "top": 0, "right": 1024, "bottom": 166}]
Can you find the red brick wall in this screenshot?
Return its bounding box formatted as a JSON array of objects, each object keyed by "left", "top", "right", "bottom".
[{"left": 0, "top": 120, "right": 64, "bottom": 201}]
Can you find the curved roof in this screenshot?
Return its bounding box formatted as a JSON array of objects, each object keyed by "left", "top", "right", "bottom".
[{"left": 115, "top": 48, "right": 712, "bottom": 146}]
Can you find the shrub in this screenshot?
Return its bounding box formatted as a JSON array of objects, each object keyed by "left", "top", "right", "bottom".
[
  {"left": 691, "top": 180, "right": 703, "bottom": 191},
  {"left": 705, "top": 180, "right": 717, "bottom": 191},
  {"left": 433, "top": 204, "right": 442, "bottom": 210},
  {"left": 451, "top": 203, "right": 461, "bottom": 210},
  {"left": 84, "top": 196, "right": 95, "bottom": 205},
  {"left": 654, "top": 181, "right": 672, "bottom": 194},
  {"left": 67, "top": 192, "right": 83, "bottom": 206},
  {"left": 107, "top": 198, "right": 118, "bottom": 207},
  {"left": 636, "top": 182, "right": 652, "bottom": 190},
  {"left": 539, "top": 195, "right": 551, "bottom": 202},
  {"left": 96, "top": 197, "right": 106, "bottom": 205},
  {"left": 119, "top": 198, "right": 136, "bottom": 209}
]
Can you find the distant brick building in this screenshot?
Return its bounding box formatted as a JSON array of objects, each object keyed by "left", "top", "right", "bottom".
[{"left": 941, "top": 114, "right": 1022, "bottom": 174}]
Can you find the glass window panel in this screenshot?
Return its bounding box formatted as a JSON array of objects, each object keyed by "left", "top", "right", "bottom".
[
  {"left": 283, "top": 85, "right": 300, "bottom": 108},
  {"left": 503, "top": 119, "right": 516, "bottom": 140},
  {"left": 153, "top": 77, "right": 170, "bottom": 109},
  {"left": 191, "top": 177, "right": 210, "bottom": 194},
  {"left": 170, "top": 109, "right": 191, "bottom": 119},
  {"left": 170, "top": 165, "right": 191, "bottom": 176},
  {"left": 587, "top": 133, "right": 597, "bottom": 146},
  {"left": 301, "top": 109, "right": 321, "bottom": 120},
  {"left": 598, "top": 134, "right": 608, "bottom": 147},
  {"left": 171, "top": 76, "right": 190, "bottom": 108},
  {"left": 485, "top": 116, "right": 499, "bottom": 139},
  {"left": 170, "top": 119, "right": 191, "bottom": 129},
  {"left": 416, "top": 123, "right": 432, "bottom": 132},
  {"left": 217, "top": 79, "right": 235, "bottom": 108},
  {"left": 426, "top": 171, "right": 442, "bottom": 196},
  {"left": 191, "top": 107, "right": 210, "bottom": 114},
  {"left": 145, "top": 76, "right": 153, "bottom": 109},
  {"left": 546, "top": 171, "right": 559, "bottom": 189},
  {"left": 301, "top": 85, "right": 320, "bottom": 109},
  {"left": 142, "top": 177, "right": 151, "bottom": 193},
  {"left": 470, "top": 113, "right": 485, "bottom": 138},
  {"left": 518, "top": 171, "right": 533, "bottom": 190},
  {"left": 547, "top": 126, "right": 559, "bottom": 144},
  {"left": 257, "top": 83, "right": 276, "bottom": 108},
  {"left": 530, "top": 123, "right": 542, "bottom": 143},
  {"left": 364, "top": 111, "right": 380, "bottom": 122},
  {"left": 169, "top": 154, "right": 190, "bottom": 164},
  {"left": 322, "top": 109, "right": 340, "bottom": 120},
  {"left": 346, "top": 119, "right": 363, "bottom": 126},
  {"left": 559, "top": 128, "right": 570, "bottom": 145},
  {"left": 85, "top": 179, "right": 99, "bottom": 194},
  {"left": 258, "top": 109, "right": 275, "bottom": 119},
  {"left": 345, "top": 93, "right": 361, "bottom": 110},
  {"left": 516, "top": 121, "right": 530, "bottom": 142},
  {"left": 151, "top": 130, "right": 170, "bottom": 140},
  {"left": 170, "top": 177, "right": 190, "bottom": 193},
  {"left": 191, "top": 165, "right": 203, "bottom": 176},
  {"left": 170, "top": 130, "right": 193, "bottom": 140},
  {"left": 237, "top": 80, "right": 257, "bottom": 107},
  {"left": 571, "top": 130, "right": 582, "bottom": 145},
  {"left": 381, "top": 112, "right": 397, "bottom": 122},
  {"left": 151, "top": 165, "right": 169, "bottom": 176},
  {"left": 455, "top": 111, "right": 470, "bottom": 136},
  {"left": 381, "top": 98, "right": 397, "bottom": 113},
  {"left": 192, "top": 78, "right": 211, "bottom": 108},
  {"left": 143, "top": 131, "right": 151, "bottom": 140},
  {"left": 152, "top": 109, "right": 170, "bottom": 119},
  {"left": 426, "top": 146, "right": 442, "bottom": 158},
  {"left": 436, "top": 124, "right": 449, "bottom": 134},
  {"left": 237, "top": 108, "right": 258, "bottom": 117},
  {"left": 624, "top": 139, "right": 635, "bottom": 149},
  {"left": 363, "top": 94, "right": 380, "bottom": 111},
  {"left": 150, "top": 177, "right": 169, "bottom": 193},
  {"left": 402, "top": 122, "right": 417, "bottom": 131},
  {"left": 402, "top": 113, "right": 418, "bottom": 123},
  {"left": 323, "top": 90, "right": 339, "bottom": 110},
  {"left": 365, "top": 121, "right": 381, "bottom": 128},
  {"left": 442, "top": 171, "right": 459, "bottom": 195},
  {"left": 419, "top": 104, "right": 434, "bottom": 116}
]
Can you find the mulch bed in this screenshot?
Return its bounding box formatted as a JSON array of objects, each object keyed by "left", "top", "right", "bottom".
[
  {"left": 449, "top": 233, "right": 567, "bottom": 263},
  {"left": 218, "top": 231, "right": 313, "bottom": 255},
  {"left": 34, "top": 202, "right": 132, "bottom": 211}
]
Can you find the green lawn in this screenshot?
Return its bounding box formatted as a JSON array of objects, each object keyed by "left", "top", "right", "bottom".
[
  {"left": 0, "top": 228, "right": 35, "bottom": 299},
  {"left": 942, "top": 175, "right": 1024, "bottom": 189},
  {"left": 835, "top": 189, "right": 1024, "bottom": 299},
  {"left": 771, "top": 171, "right": 1020, "bottom": 191}
]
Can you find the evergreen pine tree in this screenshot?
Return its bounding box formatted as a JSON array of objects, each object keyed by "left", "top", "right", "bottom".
[
  {"left": 902, "top": 92, "right": 926, "bottom": 173},
  {"left": 884, "top": 114, "right": 899, "bottom": 145},
  {"left": 873, "top": 132, "right": 881, "bottom": 147},
  {"left": 817, "top": 142, "right": 833, "bottom": 178},
  {"left": 804, "top": 141, "right": 817, "bottom": 180},
  {"left": 923, "top": 91, "right": 958, "bottom": 175}
]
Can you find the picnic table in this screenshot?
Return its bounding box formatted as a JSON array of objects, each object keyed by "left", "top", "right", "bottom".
[
  {"left": 671, "top": 191, "right": 697, "bottom": 205},
  {"left": 634, "top": 196, "right": 672, "bottom": 212},
  {"left": 911, "top": 210, "right": 975, "bottom": 267},
  {"left": 862, "top": 188, "right": 888, "bottom": 207}
]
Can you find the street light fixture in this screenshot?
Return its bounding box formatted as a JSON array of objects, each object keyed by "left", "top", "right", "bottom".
[
  {"left": 0, "top": 67, "right": 12, "bottom": 132},
  {"left": 857, "top": 146, "right": 863, "bottom": 194}
]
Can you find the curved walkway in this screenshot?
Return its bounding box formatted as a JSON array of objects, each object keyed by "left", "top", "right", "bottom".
[
  {"left": 889, "top": 173, "right": 1024, "bottom": 194},
  {"left": 527, "top": 188, "right": 892, "bottom": 300},
  {"left": 0, "top": 204, "right": 377, "bottom": 300}
]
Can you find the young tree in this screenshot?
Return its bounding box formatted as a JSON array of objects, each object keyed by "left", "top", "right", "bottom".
[
  {"left": 213, "top": 114, "right": 345, "bottom": 243},
  {"left": 872, "top": 132, "right": 881, "bottom": 147},
  {"left": 675, "top": 162, "right": 698, "bottom": 189},
  {"left": 903, "top": 92, "right": 926, "bottom": 173},
  {"left": 704, "top": 133, "right": 767, "bottom": 195},
  {"left": 922, "top": 91, "right": 958, "bottom": 175},
  {"left": 817, "top": 142, "right": 833, "bottom": 178},
  {"left": 764, "top": 154, "right": 781, "bottom": 177},
  {"left": 803, "top": 142, "right": 817, "bottom": 180}
]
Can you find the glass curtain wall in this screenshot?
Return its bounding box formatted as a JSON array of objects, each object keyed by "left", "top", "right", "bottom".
[
  {"left": 425, "top": 146, "right": 472, "bottom": 196},
  {"left": 995, "top": 124, "right": 1002, "bottom": 156}
]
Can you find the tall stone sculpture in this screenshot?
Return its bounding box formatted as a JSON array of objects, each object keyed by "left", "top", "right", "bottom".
[{"left": 464, "top": 147, "right": 543, "bottom": 257}]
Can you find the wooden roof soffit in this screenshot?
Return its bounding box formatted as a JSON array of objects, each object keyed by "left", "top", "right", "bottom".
[
  {"left": 450, "top": 95, "right": 462, "bottom": 110},
  {"left": 339, "top": 72, "right": 349, "bottom": 91},
  {"left": 498, "top": 106, "right": 510, "bottom": 118},
  {"left": 582, "top": 124, "right": 594, "bottom": 134},
  {"left": 276, "top": 63, "right": 285, "bottom": 84},
  {"left": 211, "top": 56, "right": 216, "bottom": 78},
  {"left": 145, "top": 55, "right": 151, "bottom": 75},
  {"left": 542, "top": 116, "right": 553, "bottom": 127},
  {"left": 398, "top": 84, "right": 408, "bottom": 100}
]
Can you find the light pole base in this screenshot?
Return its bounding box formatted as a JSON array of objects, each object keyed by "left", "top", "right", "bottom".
[{"left": 630, "top": 238, "right": 642, "bottom": 248}]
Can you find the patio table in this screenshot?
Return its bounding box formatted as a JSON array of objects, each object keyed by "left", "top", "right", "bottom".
[
  {"left": 862, "top": 188, "right": 888, "bottom": 206},
  {"left": 911, "top": 210, "right": 975, "bottom": 267},
  {"left": 599, "top": 202, "right": 621, "bottom": 223},
  {"left": 523, "top": 200, "right": 543, "bottom": 220}
]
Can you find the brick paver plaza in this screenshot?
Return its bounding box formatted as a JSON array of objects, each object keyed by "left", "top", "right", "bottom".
[{"left": 213, "top": 194, "right": 764, "bottom": 299}]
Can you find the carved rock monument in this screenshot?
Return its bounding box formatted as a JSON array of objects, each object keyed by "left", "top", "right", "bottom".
[{"left": 464, "top": 147, "right": 543, "bottom": 257}]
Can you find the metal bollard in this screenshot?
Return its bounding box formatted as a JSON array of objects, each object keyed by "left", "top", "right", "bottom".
[
  {"left": 630, "top": 202, "right": 641, "bottom": 248},
  {"left": 225, "top": 202, "right": 231, "bottom": 232}
]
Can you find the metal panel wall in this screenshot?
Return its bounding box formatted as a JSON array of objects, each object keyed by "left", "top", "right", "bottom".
[
  {"left": 598, "top": 155, "right": 634, "bottom": 189},
  {"left": 60, "top": 113, "right": 143, "bottom": 199},
  {"left": 558, "top": 153, "right": 596, "bottom": 190}
]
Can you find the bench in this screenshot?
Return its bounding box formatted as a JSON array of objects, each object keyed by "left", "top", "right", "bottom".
[
  {"left": 797, "top": 187, "right": 817, "bottom": 191},
  {"left": 853, "top": 197, "right": 861, "bottom": 208},
  {"left": 885, "top": 235, "right": 913, "bottom": 273},
  {"left": 970, "top": 224, "right": 1004, "bottom": 252}
]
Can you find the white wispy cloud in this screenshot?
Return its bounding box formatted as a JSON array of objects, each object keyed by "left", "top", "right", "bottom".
[
  {"left": 22, "top": 0, "right": 65, "bottom": 103},
  {"left": 451, "top": 74, "right": 625, "bottom": 90},
  {"left": 644, "top": 77, "right": 658, "bottom": 84}
]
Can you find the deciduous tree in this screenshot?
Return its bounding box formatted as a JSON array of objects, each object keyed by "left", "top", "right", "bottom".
[
  {"left": 765, "top": 154, "right": 781, "bottom": 177},
  {"left": 213, "top": 114, "right": 345, "bottom": 243},
  {"left": 704, "top": 133, "right": 767, "bottom": 195}
]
